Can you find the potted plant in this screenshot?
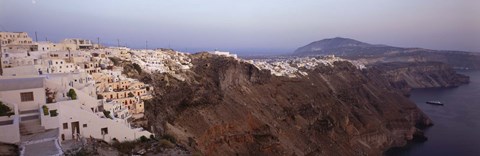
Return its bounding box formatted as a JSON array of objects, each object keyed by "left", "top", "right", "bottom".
[{"left": 67, "top": 89, "right": 77, "bottom": 100}]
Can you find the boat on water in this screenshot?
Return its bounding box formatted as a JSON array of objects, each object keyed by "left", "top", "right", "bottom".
[{"left": 426, "top": 101, "right": 444, "bottom": 106}]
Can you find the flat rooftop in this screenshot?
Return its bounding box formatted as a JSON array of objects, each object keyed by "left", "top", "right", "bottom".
[{"left": 0, "top": 77, "right": 44, "bottom": 91}]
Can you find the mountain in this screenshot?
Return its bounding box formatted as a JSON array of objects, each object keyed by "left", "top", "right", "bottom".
[
  {"left": 295, "top": 37, "right": 372, "bottom": 53},
  {"left": 294, "top": 38, "right": 480, "bottom": 69},
  {"left": 294, "top": 37, "right": 403, "bottom": 57},
  {"left": 144, "top": 53, "right": 436, "bottom": 155}
]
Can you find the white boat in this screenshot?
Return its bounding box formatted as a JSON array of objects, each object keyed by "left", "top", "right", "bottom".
[{"left": 426, "top": 101, "right": 444, "bottom": 106}]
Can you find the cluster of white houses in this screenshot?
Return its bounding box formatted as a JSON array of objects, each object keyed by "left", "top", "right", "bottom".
[
  {"left": 0, "top": 32, "right": 246, "bottom": 153},
  {"left": 251, "top": 55, "right": 366, "bottom": 77},
  {"left": 0, "top": 32, "right": 152, "bottom": 148},
  {"left": 131, "top": 49, "right": 193, "bottom": 74}
]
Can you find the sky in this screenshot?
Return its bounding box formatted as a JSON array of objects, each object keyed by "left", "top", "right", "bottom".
[{"left": 0, "top": 0, "right": 479, "bottom": 55}]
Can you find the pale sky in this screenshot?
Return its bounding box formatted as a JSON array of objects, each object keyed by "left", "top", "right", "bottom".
[{"left": 0, "top": 0, "right": 479, "bottom": 54}]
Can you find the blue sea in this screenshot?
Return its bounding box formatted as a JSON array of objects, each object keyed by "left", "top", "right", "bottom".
[{"left": 387, "top": 70, "right": 480, "bottom": 156}]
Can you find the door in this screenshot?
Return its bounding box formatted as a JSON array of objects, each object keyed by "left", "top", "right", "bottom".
[{"left": 71, "top": 121, "right": 80, "bottom": 139}]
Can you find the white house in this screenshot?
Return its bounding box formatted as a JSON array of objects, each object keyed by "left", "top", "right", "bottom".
[
  {"left": 211, "top": 50, "right": 238, "bottom": 59},
  {"left": 62, "top": 39, "right": 93, "bottom": 50},
  {"left": 0, "top": 76, "right": 46, "bottom": 144},
  {"left": 0, "top": 75, "right": 151, "bottom": 145},
  {"left": 0, "top": 77, "right": 46, "bottom": 112}
]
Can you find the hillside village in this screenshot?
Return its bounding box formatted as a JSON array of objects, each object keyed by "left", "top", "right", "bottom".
[
  {"left": 0, "top": 31, "right": 365, "bottom": 155},
  {"left": 250, "top": 55, "right": 366, "bottom": 77}
]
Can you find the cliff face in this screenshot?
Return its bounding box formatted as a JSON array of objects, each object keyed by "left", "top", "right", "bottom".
[
  {"left": 145, "top": 53, "right": 432, "bottom": 156},
  {"left": 373, "top": 62, "right": 470, "bottom": 94}
]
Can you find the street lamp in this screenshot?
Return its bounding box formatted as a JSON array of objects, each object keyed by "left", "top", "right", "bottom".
[{"left": 0, "top": 40, "right": 3, "bottom": 75}]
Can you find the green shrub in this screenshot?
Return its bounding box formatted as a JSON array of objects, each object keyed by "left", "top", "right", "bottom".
[
  {"left": 50, "top": 110, "right": 58, "bottom": 117},
  {"left": 103, "top": 110, "right": 112, "bottom": 119},
  {"left": 65, "top": 147, "right": 96, "bottom": 156},
  {"left": 161, "top": 134, "right": 177, "bottom": 144},
  {"left": 139, "top": 135, "right": 148, "bottom": 142},
  {"left": 128, "top": 92, "right": 135, "bottom": 97},
  {"left": 158, "top": 139, "right": 175, "bottom": 149},
  {"left": 42, "top": 105, "right": 49, "bottom": 116},
  {"left": 112, "top": 140, "right": 137, "bottom": 154},
  {"left": 132, "top": 63, "right": 142, "bottom": 73},
  {"left": 45, "top": 88, "right": 56, "bottom": 103},
  {"left": 0, "top": 101, "right": 14, "bottom": 117},
  {"left": 67, "top": 89, "right": 77, "bottom": 100},
  {"left": 108, "top": 57, "right": 121, "bottom": 66}
]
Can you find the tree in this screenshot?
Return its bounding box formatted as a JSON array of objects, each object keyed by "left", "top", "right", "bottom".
[
  {"left": 128, "top": 92, "right": 135, "bottom": 97},
  {"left": 108, "top": 57, "right": 120, "bottom": 66},
  {"left": 103, "top": 110, "right": 112, "bottom": 119},
  {"left": 0, "top": 101, "right": 14, "bottom": 117},
  {"left": 139, "top": 135, "right": 149, "bottom": 142},
  {"left": 67, "top": 89, "right": 77, "bottom": 100},
  {"left": 132, "top": 63, "right": 142, "bottom": 74},
  {"left": 161, "top": 134, "right": 177, "bottom": 144},
  {"left": 45, "top": 88, "right": 57, "bottom": 103}
]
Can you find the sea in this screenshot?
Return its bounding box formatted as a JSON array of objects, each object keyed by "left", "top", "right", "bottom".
[{"left": 386, "top": 70, "right": 480, "bottom": 156}]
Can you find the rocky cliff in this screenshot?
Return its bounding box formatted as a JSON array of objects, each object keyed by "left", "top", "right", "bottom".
[
  {"left": 145, "top": 53, "right": 432, "bottom": 156},
  {"left": 372, "top": 62, "right": 470, "bottom": 94}
]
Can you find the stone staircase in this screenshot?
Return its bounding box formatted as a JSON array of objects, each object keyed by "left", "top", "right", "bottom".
[
  {"left": 19, "top": 110, "right": 46, "bottom": 136},
  {"left": 17, "top": 110, "right": 63, "bottom": 156},
  {"left": 20, "top": 119, "right": 45, "bottom": 136}
]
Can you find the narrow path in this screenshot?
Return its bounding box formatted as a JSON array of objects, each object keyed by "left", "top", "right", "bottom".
[{"left": 19, "top": 129, "right": 63, "bottom": 156}]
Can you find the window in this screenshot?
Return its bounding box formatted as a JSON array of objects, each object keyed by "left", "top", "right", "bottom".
[
  {"left": 63, "top": 123, "right": 68, "bottom": 129},
  {"left": 101, "top": 127, "right": 108, "bottom": 135},
  {"left": 83, "top": 124, "right": 87, "bottom": 128},
  {"left": 20, "top": 92, "right": 34, "bottom": 102}
]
